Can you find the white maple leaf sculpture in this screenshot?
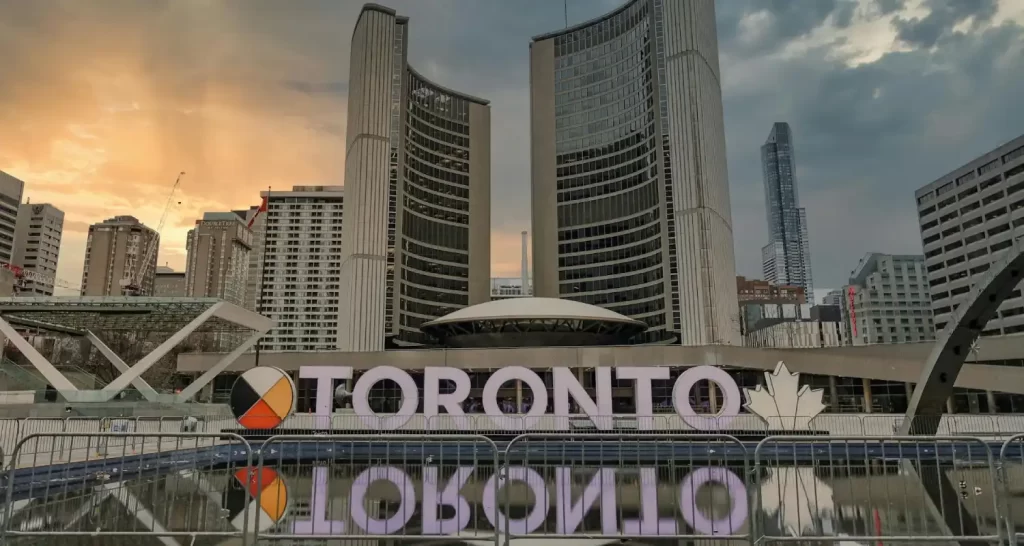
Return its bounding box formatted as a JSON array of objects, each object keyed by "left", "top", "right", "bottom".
[{"left": 743, "top": 361, "right": 826, "bottom": 430}]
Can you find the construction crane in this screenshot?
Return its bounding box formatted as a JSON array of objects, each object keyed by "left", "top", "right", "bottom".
[
  {"left": 0, "top": 262, "right": 79, "bottom": 295},
  {"left": 120, "top": 171, "right": 185, "bottom": 296}
]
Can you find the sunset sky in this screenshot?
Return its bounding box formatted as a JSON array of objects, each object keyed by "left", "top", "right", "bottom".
[{"left": 1, "top": 0, "right": 1023, "bottom": 296}]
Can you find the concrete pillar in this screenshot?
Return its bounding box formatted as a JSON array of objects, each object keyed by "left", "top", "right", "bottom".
[
  {"left": 862, "top": 378, "right": 872, "bottom": 414},
  {"left": 946, "top": 397, "right": 955, "bottom": 414},
  {"left": 968, "top": 392, "right": 981, "bottom": 414},
  {"left": 515, "top": 380, "right": 522, "bottom": 413},
  {"left": 828, "top": 376, "right": 838, "bottom": 411},
  {"left": 709, "top": 381, "right": 719, "bottom": 414},
  {"left": 986, "top": 390, "right": 998, "bottom": 413}
]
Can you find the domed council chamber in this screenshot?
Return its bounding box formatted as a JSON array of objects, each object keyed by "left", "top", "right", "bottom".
[{"left": 419, "top": 297, "right": 648, "bottom": 348}]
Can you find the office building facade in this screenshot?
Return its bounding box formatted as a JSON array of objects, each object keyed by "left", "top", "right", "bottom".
[
  {"left": 529, "top": 0, "right": 738, "bottom": 345},
  {"left": 490, "top": 278, "right": 532, "bottom": 300},
  {"left": 915, "top": 135, "right": 1024, "bottom": 336},
  {"left": 153, "top": 266, "right": 186, "bottom": 297},
  {"left": 823, "top": 288, "right": 844, "bottom": 307},
  {"left": 0, "top": 172, "right": 25, "bottom": 265},
  {"left": 338, "top": 4, "right": 491, "bottom": 351},
  {"left": 13, "top": 203, "right": 64, "bottom": 296},
  {"left": 761, "top": 122, "right": 813, "bottom": 303},
  {"left": 842, "top": 253, "right": 934, "bottom": 345},
  {"left": 81, "top": 216, "right": 159, "bottom": 296},
  {"left": 736, "top": 275, "right": 805, "bottom": 303},
  {"left": 185, "top": 212, "right": 252, "bottom": 305},
  {"left": 248, "top": 186, "right": 343, "bottom": 352}
]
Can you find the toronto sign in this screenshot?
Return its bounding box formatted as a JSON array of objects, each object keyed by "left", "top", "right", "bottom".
[{"left": 294, "top": 361, "right": 826, "bottom": 431}]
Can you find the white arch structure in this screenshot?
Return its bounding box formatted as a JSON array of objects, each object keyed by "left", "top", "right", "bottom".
[
  {"left": 900, "top": 238, "right": 1024, "bottom": 435},
  {"left": 897, "top": 238, "right": 1024, "bottom": 546}
]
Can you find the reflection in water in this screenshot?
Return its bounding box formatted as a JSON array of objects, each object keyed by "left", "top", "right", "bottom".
[
  {"left": 760, "top": 466, "right": 836, "bottom": 536},
  {"left": 1, "top": 457, "right": 1014, "bottom": 545}
]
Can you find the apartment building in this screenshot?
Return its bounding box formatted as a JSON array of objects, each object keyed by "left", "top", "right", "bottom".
[
  {"left": 185, "top": 212, "right": 252, "bottom": 305},
  {"left": 249, "top": 186, "right": 343, "bottom": 351},
  {"left": 81, "top": 216, "right": 159, "bottom": 296},
  {"left": 915, "top": 134, "right": 1024, "bottom": 336},
  {"left": 842, "top": 253, "right": 935, "bottom": 345},
  {"left": 0, "top": 172, "right": 25, "bottom": 265},
  {"left": 13, "top": 203, "right": 64, "bottom": 295}
]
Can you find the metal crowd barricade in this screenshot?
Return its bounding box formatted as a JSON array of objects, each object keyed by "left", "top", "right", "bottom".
[
  {"left": 999, "top": 434, "right": 1024, "bottom": 545},
  {"left": 753, "top": 434, "right": 1002, "bottom": 544},
  {"left": 1, "top": 431, "right": 253, "bottom": 543},
  {"left": 502, "top": 432, "right": 750, "bottom": 543},
  {"left": 254, "top": 433, "right": 500, "bottom": 544},
  {"left": 0, "top": 418, "right": 19, "bottom": 467}
]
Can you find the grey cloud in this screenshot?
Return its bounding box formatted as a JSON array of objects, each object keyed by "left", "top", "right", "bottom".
[
  {"left": 718, "top": 0, "right": 859, "bottom": 58},
  {"left": 893, "top": 0, "right": 999, "bottom": 48},
  {"left": 833, "top": 1, "right": 858, "bottom": 28},
  {"left": 875, "top": 0, "right": 904, "bottom": 15},
  {"left": 720, "top": 17, "right": 1024, "bottom": 287}
]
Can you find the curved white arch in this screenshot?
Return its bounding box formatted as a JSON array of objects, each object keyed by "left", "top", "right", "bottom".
[{"left": 900, "top": 238, "right": 1024, "bottom": 435}]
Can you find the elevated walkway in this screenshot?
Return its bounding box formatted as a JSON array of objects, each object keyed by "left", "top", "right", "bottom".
[{"left": 0, "top": 296, "right": 272, "bottom": 404}]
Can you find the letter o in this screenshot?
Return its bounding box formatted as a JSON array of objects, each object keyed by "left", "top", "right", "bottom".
[
  {"left": 679, "top": 467, "right": 747, "bottom": 535},
  {"left": 352, "top": 366, "right": 418, "bottom": 430},
  {"left": 672, "top": 366, "right": 740, "bottom": 430},
  {"left": 350, "top": 467, "right": 416, "bottom": 534},
  {"left": 483, "top": 367, "right": 548, "bottom": 430},
  {"left": 481, "top": 466, "right": 549, "bottom": 535}
]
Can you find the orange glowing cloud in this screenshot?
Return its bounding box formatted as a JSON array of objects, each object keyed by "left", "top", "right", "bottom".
[{"left": 0, "top": 1, "right": 524, "bottom": 291}]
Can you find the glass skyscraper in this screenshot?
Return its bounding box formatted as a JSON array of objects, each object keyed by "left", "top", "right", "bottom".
[{"left": 761, "top": 122, "right": 813, "bottom": 303}]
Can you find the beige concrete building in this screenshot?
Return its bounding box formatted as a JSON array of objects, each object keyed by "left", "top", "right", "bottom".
[
  {"left": 81, "top": 215, "right": 159, "bottom": 296},
  {"left": 842, "top": 253, "right": 935, "bottom": 346},
  {"left": 915, "top": 133, "right": 1024, "bottom": 336},
  {"left": 529, "top": 0, "right": 738, "bottom": 346},
  {"left": 337, "top": 4, "right": 491, "bottom": 351},
  {"left": 184, "top": 212, "right": 252, "bottom": 305},
  {"left": 153, "top": 266, "right": 186, "bottom": 297},
  {"left": 0, "top": 171, "right": 25, "bottom": 265},
  {"left": 248, "top": 186, "right": 344, "bottom": 352},
  {"left": 13, "top": 203, "right": 64, "bottom": 296}
]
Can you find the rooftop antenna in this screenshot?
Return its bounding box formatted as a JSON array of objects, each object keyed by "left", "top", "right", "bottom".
[{"left": 564, "top": 0, "right": 568, "bottom": 28}]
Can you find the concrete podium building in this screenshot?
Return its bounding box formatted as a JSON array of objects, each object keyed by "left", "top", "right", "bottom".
[
  {"left": 529, "top": 0, "right": 739, "bottom": 346},
  {"left": 338, "top": 4, "right": 492, "bottom": 352},
  {"left": 915, "top": 134, "right": 1024, "bottom": 336}
]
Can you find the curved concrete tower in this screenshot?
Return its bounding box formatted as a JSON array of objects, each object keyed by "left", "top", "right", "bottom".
[
  {"left": 529, "top": 0, "right": 739, "bottom": 345},
  {"left": 338, "top": 4, "right": 491, "bottom": 351}
]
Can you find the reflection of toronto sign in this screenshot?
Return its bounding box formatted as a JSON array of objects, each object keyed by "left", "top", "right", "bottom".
[
  {"left": 288, "top": 465, "right": 747, "bottom": 536},
  {"left": 297, "top": 362, "right": 825, "bottom": 430}
]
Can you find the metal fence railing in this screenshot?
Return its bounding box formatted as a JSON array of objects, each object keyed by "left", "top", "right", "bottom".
[
  {"left": 1, "top": 432, "right": 253, "bottom": 544},
  {"left": 5, "top": 427, "right": 1024, "bottom": 543},
  {"left": 6, "top": 412, "right": 1024, "bottom": 461},
  {"left": 254, "top": 434, "right": 501, "bottom": 544}
]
